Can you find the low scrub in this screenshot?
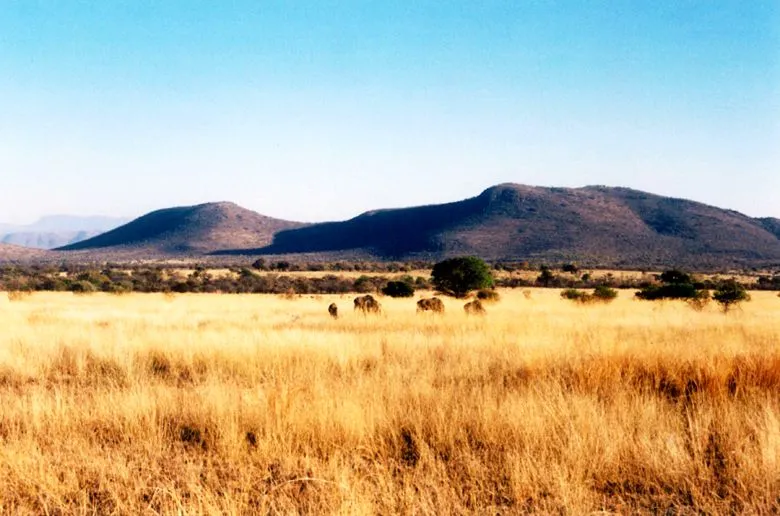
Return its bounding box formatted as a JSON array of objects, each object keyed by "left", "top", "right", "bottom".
[{"left": 561, "top": 286, "right": 617, "bottom": 304}]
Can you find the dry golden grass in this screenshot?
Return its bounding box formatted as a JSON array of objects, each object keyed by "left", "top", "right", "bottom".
[{"left": 0, "top": 289, "right": 778, "bottom": 514}]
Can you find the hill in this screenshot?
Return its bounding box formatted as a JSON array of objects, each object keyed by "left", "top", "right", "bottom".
[
  {"left": 227, "top": 184, "right": 780, "bottom": 268},
  {"left": 52, "top": 185, "right": 780, "bottom": 268},
  {"left": 0, "top": 243, "right": 51, "bottom": 262},
  {"left": 757, "top": 218, "right": 780, "bottom": 240},
  {"left": 58, "top": 202, "right": 304, "bottom": 256}
]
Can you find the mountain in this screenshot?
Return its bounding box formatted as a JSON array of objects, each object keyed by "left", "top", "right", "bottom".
[
  {"left": 2, "top": 230, "right": 106, "bottom": 249},
  {"left": 53, "top": 185, "right": 780, "bottom": 268},
  {"left": 58, "top": 202, "right": 305, "bottom": 255},
  {"left": 0, "top": 215, "right": 129, "bottom": 249},
  {"left": 757, "top": 218, "right": 780, "bottom": 240},
  {"left": 223, "top": 184, "right": 780, "bottom": 268},
  {"left": 14, "top": 215, "right": 128, "bottom": 232}
]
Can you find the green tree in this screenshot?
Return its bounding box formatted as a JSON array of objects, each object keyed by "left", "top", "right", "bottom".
[
  {"left": 536, "top": 265, "right": 557, "bottom": 287},
  {"left": 431, "top": 257, "right": 494, "bottom": 298},
  {"left": 713, "top": 280, "right": 750, "bottom": 313},
  {"left": 592, "top": 285, "right": 618, "bottom": 302},
  {"left": 636, "top": 269, "right": 706, "bottom": 301},
  {"left": 659, "top": 269, "right": 692, "bottom": 285}
]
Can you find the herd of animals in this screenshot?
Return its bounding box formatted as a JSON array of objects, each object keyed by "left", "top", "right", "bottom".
[{"left": 326, "top": 295, "right": 486, "bottom": 319}]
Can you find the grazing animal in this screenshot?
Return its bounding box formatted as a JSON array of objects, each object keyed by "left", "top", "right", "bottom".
[
  {"left": 354, "top": 295, "right": 382, "bottom": 314},
  {"left": 463, "top": 299, "right": 486, "bottom": 315},
  {"left": 328, "top": 303, "right": 338, "bottom": 319},
  {"left": 416, "top": 297, "right": 445, "bottom": 314}
]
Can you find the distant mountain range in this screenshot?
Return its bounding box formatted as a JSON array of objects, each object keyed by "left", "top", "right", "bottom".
[
  {"left": 43, "top": 184, "right": 780, "bottom": 269},
  {"left": 0, "top": 215, "right": 129, "bottom": 249}
]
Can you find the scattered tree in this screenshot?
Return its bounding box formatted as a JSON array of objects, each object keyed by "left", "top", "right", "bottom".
[
  {"left": 431, "top": 257, "right": 494, "bottom": 298},
  {"left": 561, "top": 263, "right": 579, "bottom": 274},
  {"left": 636, "top": 269, "right": 708, "bottom": 302},
  {"left": 536, "top": 266, "right": 556, "bottom": 287},
  {"left": 713, "top": 280, "right": 750, "bottom": 313}
]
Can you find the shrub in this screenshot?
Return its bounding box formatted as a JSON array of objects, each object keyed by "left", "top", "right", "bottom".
[
  {"left": 713, "top": 280, "right": 750, "bottom": 313},
  {"left": 382, "top": 281, "right": 415, "bottom": 298},
  {"left": 592, "top": 285, "right": 618, "bottom": 302},
  {"left": 636, "top": 270, "right": 705, "bottom": 301},
  {"left": 476, "top": 289, "right": 500, "bottom": 302},
  {"left": 536, "top": 266, "right": 556, "bottom": 287},
  {"left": 561, "top": 263, "right": 579, "bottom": 274},
  {"left": 560, "top": 288, "right": 587, "bottom": 301},
  {"left": 562, "top": 286, "right": 617, "bottom": 304},
  {"left": 7, "top": 290, "right": 32, "bottom": 302},
  {"left": 431, "top": 257, "right": 494, "bottom": 298},
  {"left": 659, "top": 269, "right": 692, "bottom": 285},
  {"left": 686, "top": 293, "right": 711, "bottom": 312},
  {"left": 70, "top": 280, "right": 97, "bottom": 294}
]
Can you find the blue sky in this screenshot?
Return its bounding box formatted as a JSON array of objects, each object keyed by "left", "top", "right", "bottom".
[{"left": 1, "top": 1, "right": 778, "bottom": 224}]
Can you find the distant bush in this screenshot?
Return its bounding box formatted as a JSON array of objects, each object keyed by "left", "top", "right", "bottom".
[
  {"left": 686, "top": 293, "right": 711, "bottom": 312},
  {"left": 561, "top": 288, "right": 588, "bottom": 302},
  {"left": 476, "top": 289, "right": 500, "bottom": 302},
  {"left": 658, "top": 269, "right": 692, "bottom": 285},
  {"left": 592, "top": 285, "right": 618, "bottom": 302},
  {"left": 636, "top": 269, "right": 707, "bottom": 302},
  {"left": 561, "top": 263, "right": 579, "bottom": 274},
  {"left": 6, "top": 290, "right": 32, "bottom": 302},
  {"left": 536, "top": 266, "right": 557, "bottom": 287},
  {"left": 562, "top": 286, "right": 617, "bottom": 304},
  {"left": 70, "top": 280, "right": 98, "bottom": 294},
  {"left": 382, "top": 281, "right": 415, "bottom": 298}
]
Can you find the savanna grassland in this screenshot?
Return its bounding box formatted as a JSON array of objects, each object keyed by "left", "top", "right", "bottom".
[{"left": 0, "top": 289, "right": 779, "bottom": 514}]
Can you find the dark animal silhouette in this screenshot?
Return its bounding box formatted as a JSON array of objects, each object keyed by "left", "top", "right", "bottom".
[
  {"left": 463, "top": 299, "right": 486, "bottom": 315},
  {"left": 416, "top": 297, "right": 445, "bottom": 314},
  {"left": 328, "top": 303, "right": 338, "bottom": 319},
  {"left": 354, "top": 295, "right": 381, "bottom": 314}
]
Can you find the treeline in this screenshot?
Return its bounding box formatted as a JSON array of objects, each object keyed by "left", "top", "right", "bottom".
[
  {"left": 497, "top": 266, "right": 780, "bottom": 292},
  {"left": 0, "top": 263, "right": 778, "bottom": 295},
  {"left": 0, "top": 265, "right": 432, "bottom": 295}
]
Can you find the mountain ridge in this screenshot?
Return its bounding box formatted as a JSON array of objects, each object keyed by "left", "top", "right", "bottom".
[{"left": 51, "top": 184, "right": 780, "bottom": 268}]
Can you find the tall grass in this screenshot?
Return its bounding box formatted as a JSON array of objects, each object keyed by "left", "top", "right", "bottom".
[{"left": 0, "top": 290, "right": 778, "bottom": 514}]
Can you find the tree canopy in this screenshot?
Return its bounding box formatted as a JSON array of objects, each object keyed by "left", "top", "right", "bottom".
[{"left": 431, "top": 257, "right": 494, "bottom": 298}]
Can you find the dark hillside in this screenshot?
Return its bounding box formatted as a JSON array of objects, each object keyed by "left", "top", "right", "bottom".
[
  {"left": 231, "top": 184, "right": 780, "bottom": 268},
  {"left": 58, "top": 202, "right": 304, "bottom": 255}
]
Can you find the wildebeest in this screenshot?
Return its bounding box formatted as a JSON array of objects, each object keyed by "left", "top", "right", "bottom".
[
  {"left": 328, "top": 303, "right": 338, "bottom": 319},
  {"left": 463, "top": 299, "right": 486, "bottom": 315},
  {"left": 354, "top": 295, "right": 381, "bottom": 314},
  {"left": 416, "top": 297, "right": 445, "bottom": 314}
]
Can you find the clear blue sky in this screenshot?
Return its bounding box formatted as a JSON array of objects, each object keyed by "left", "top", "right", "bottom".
[{"left": 1, "top": 1, "right": 778, "bottom": 224}]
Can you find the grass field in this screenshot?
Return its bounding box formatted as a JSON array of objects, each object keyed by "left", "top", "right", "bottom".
[{"left": 0, "top": 289, "right": 778, "bottom": 514}]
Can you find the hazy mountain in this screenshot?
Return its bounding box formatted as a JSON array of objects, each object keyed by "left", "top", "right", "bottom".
[
  {"left": 0, "top": 215, "right": 129, "bottom": 249},
  {"left": 58, "top": 202, "right": 305, "bottom": 255}
]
